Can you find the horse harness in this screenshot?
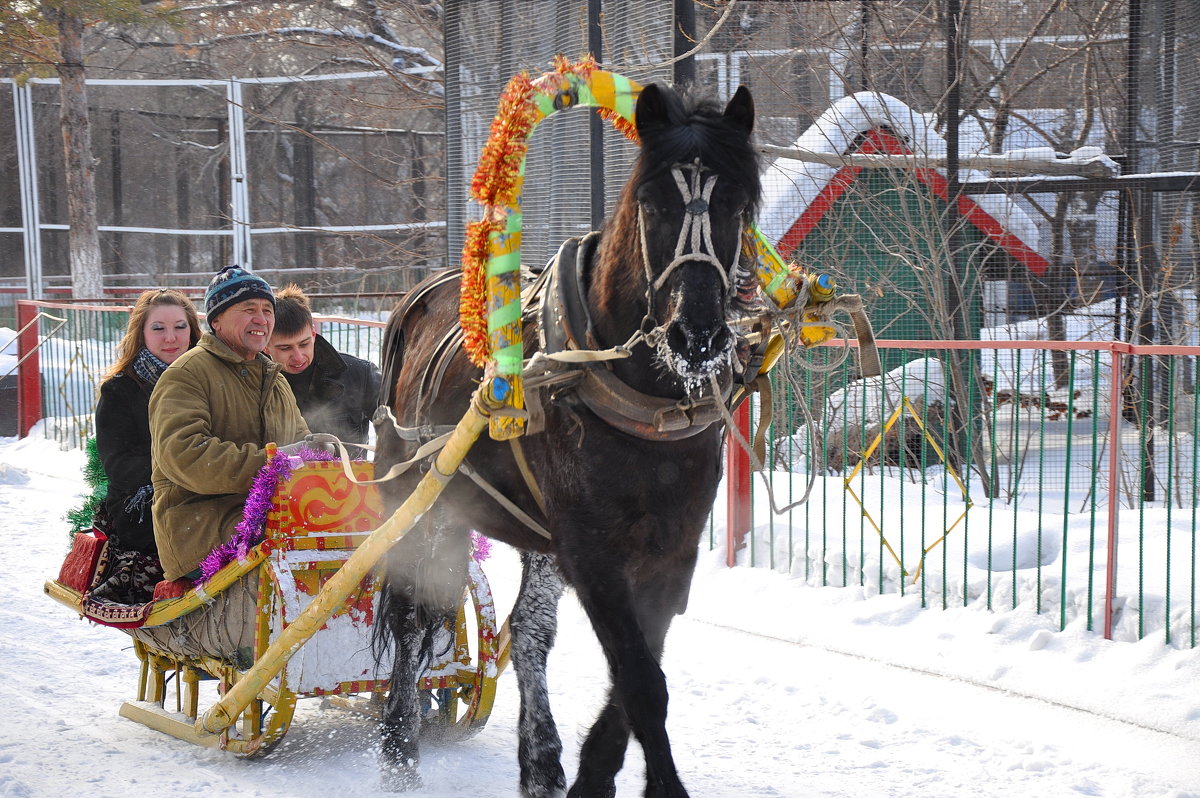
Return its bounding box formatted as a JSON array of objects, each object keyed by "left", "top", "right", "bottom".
[{"left": 376, "top": 161, "right": 770, "bottom": 538}]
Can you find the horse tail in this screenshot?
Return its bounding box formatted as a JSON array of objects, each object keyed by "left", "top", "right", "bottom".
[{"left": 371, "top": 575, "right": 458, "bottom": 679}]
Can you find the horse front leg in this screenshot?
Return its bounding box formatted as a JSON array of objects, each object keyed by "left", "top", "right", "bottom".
[
  {"left": 568, "top": 696, "right": 630, "bottom": 798},
  {"left": 631, "top": 559, "right": 697, "bottom": 798},
  {"left": 512, "top": 551, "right": 567, "bottom": 797},
  {"left": 564, "top": 551, "right": 687, "bottom": 798}
]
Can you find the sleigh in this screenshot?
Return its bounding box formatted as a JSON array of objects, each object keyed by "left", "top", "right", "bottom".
[{"left": 44, "top": 454, "right": 509, "bottom": 757}]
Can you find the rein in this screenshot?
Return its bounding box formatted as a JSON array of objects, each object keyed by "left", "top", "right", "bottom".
[{"left": 364, "top": 159, "right": 829, "bottom": 538}]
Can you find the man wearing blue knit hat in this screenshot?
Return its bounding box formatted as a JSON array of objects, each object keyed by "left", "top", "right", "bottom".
[
  {"left": 147, "top": 266, "right": 311, "bottom": 584},
  {"left": 203, "top": 265, "right": 277, "bottom": 351}
]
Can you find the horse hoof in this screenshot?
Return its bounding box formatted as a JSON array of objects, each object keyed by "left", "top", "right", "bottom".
[
  {"left": 521, "top": 778, "right": 567, "bottom": 798},
  {"left": 566, "top": 783, "right": 615, "bottom": 798},
  {"left": 380, "top": 769, "right": 421, "bottom": 792},
  {"left": 379, "top": 759, "right": 422, "bottom": 792},
  {"left": 644, "top": 782, "right": 689, "bottom": 798}
]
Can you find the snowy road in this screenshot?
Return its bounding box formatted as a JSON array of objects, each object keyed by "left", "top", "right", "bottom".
[{"left": 2, "top": 436, "right": 1197, "bottom": 797}]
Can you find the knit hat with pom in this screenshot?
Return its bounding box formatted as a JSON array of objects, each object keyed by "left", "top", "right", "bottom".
[{"left": 203, "top": 266, "right": 274, "bottom": 328}]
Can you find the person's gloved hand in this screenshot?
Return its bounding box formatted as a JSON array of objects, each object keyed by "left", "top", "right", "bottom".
[
  {"left": 303, "top": 433, "right": 341, "bottom": 454},
  {"left": 277, "top": 433, "right": 342, "bottom": 457},
  {"left": 276, "top": 440, "right": 309, "bottom": 457}
]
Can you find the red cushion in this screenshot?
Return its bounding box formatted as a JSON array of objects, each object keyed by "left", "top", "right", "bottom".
[
  {"left": 58, "top": 532, "right": 108, "bottom": 593},
  {"left": 151, "top": 578, "right": 192, "bottom": 601}
]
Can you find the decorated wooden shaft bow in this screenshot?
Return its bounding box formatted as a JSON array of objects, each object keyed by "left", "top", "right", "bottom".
[{"left": 460, "top": 57, "right": 825, "bottom": 441}]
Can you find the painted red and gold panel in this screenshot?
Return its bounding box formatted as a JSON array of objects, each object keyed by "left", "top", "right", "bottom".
[{"left": 267, "top": 461, "right": 383, "bottom": 537}]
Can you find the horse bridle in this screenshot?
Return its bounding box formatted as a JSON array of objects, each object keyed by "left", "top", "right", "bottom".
[{"left": 636, "top": 158, "right": 742, "bottom": 331}]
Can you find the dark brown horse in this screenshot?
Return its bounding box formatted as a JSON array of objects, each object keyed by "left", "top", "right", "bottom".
[{"left": 373, "top": 82, "right": 761, "bottom": 797}]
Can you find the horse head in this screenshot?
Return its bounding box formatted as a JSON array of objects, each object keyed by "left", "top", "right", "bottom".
[{"left": 630, "top": 83, "right": 760, "bottom": 390}]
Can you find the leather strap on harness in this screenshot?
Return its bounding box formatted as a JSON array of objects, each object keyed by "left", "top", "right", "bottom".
[
  {"left": 508, "top": 438, "right": 548, "bottom": 515},
  {"left": 534, "top": 234, "right": 734, "bottom": 442},
  {"left": 373, "top": 230, "right": 864, "bottom": 541}
]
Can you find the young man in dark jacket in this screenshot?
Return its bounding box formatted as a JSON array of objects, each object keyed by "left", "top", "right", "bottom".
[{"left": 265, "top": 284, "right": 382, "bottom": 453}]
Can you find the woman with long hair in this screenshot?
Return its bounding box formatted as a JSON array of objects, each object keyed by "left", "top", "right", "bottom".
[{"left": 92, "top": 289, "right": 201, "bottom": 601}]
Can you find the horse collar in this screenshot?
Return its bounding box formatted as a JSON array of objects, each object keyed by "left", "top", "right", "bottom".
[
  {"left": 537, "top": 234, "right": 732, "bottom": 442},
  {"left": 541, "top": 233, "right": 601, "bottom": 356}
]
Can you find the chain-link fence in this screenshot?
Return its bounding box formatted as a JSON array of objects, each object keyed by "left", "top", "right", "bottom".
[
  {"left": 444, "top": 2, "right": 673, "bottom": 276},
  {"left": 439, "top": 1, "right": 1198, "bottom": 514},
  {"left": 1, "top": 71, "right": 445, "bottom": 317}
]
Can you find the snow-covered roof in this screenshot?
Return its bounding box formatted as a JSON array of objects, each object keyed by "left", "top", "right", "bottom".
[{"left": 759, "top": 92, "right": 1049, "bottom": 274}]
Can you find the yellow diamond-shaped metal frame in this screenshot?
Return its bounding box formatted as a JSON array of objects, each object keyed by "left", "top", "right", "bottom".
[{"left": 843, "top": 395, "right": 973, "bottom": 584}]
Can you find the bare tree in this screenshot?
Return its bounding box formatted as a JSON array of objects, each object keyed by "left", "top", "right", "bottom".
[
  {"left": 691, "top": 1, "right": 1136, "bottom": 492},
  {"left": 3, "top": 1, "right": 177, "bottom": 297},
  {"left": 48, "top": 3, "right": 103, "bottom": 297}
]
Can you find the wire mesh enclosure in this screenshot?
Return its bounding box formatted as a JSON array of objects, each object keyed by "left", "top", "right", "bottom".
[
  {"left": 685, "top": 1, "right": 1198, "bottom": 348},
  {"left": 1, "top": 72, "right": 446, "bottom": 305},
  {"left": 5, "top": 2, "right": 1196, "bottom": 344},
  {"left": 437, "top": 1, "right": 1197, "bottom": 532},
  {"left": 443, "top": 1, "right": 673, "bottom": 275}
]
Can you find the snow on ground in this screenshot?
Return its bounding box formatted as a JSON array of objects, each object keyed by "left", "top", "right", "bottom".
[
  {"left": 0, "top": 327, "right": 17, "bottom": 376},
  {"left": 2, "top": 433, "right": 1198, "bottom": 798}
]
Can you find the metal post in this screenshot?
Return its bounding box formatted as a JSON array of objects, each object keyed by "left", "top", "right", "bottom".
[
  {"left": 293, "top": 105, "right": 317, "bottom": 269},
  {"left": 16, "top": 301, "right": 42, "bottom": 437},
  {"left": 226, "top": 78, "right": 253, "bottom": 269},
  {"left": 13, "top": 83, "right": 44, "bottom": 299},
  {"left": 726, "top": 402, "right": 752, "bottom": 567},
  {"left": 858, "top": 0, "right": 871, "bottom": 92},
  {"left": 110, "top": 110, "right": 124, "bottom": 270},
  {"left": 444, "top": 1, "right": 463, "bottom": 275},
  {"left": 1104, "top": 346, "right": 1123, "bottom": 639},
  {"left": 588, "top": 0, "right": 606, "bottom": 230},
  {"left": 673, "top": 0, "right": 696, "bottom": 86},
  {"left": 944, "top": 0, "right": 966, "bottom": 340}
]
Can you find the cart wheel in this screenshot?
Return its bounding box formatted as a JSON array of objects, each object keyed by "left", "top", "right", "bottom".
[
  {"left": 417, "top": 557, "right": 509, "bottom": 741},
  {"left": 220, "top": 678, "right": 298, "bottom": 758}
]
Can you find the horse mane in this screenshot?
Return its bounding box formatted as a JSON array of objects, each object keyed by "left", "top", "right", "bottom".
[{"left": 596, "top": 86, "right": 762, "bottom": 314}]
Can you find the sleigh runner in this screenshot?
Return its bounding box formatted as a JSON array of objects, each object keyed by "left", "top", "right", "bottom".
[{"left": 45, "top": 454, "right": 508, "bottom": 756}]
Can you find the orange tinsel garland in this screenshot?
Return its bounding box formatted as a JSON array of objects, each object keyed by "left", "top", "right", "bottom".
[
  {"left": 459, "top": 68, "right": 536, "bottom": 367},
  {"left": 459, "top": 57, "right": 639, "bottom": 368}
]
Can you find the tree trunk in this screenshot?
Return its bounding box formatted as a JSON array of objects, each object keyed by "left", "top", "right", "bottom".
[{"left": 54, "top": 7, "right": 104, "bottom": 299}]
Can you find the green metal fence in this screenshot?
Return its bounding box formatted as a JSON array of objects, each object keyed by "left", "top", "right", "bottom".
[
  {"left": 12, "top": 299, "right": 383, "bottom": 448},
  {"left": 729, "top": 338, "right": 1200, "bottom": 650},
  {"left": 14, "top": 300, "right": 1200, "bottom": 649}
]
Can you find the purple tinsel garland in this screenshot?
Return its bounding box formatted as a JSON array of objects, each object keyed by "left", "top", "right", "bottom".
[
  {"left": 470, "top": 530, "right": 492, "bottom": 563},
  {"left": 197, "top": 447, "right": 337, "bottom": 583}
]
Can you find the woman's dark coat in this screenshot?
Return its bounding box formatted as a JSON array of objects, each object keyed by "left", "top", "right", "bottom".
[{"left": 95, "top": 373, "right": 156, "bottom": 554}]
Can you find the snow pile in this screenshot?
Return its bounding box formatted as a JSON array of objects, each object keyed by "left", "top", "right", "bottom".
[{"left": 824, "top": 356, "right": 948, "bottom": 430}]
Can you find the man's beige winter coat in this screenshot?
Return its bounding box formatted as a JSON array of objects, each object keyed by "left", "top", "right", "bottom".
[{"left": 150, "top": 332, "right": 309, "bottom": 580}]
